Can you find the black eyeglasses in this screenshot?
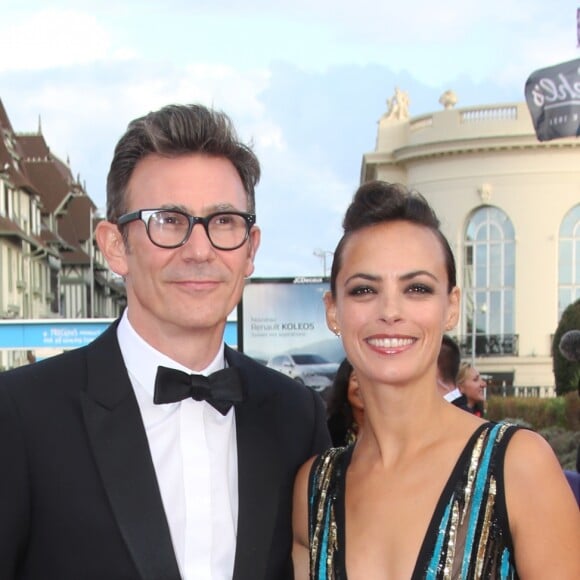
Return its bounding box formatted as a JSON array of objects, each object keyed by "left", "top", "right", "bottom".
[{"left": 117, "top": 209, "right": 256, "bottom": 250}]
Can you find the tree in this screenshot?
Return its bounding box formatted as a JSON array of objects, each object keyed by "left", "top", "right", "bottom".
[{"left": 552, "top": 298, "right": 580, "bottom": 396}]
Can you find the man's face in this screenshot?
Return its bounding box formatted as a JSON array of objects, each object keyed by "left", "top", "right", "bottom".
[{"left": 102, "top": 153, "right": 260, "bottom": 348}]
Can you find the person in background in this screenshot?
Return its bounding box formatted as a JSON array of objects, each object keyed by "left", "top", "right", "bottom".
[
  {"left": 292, "top": 180, "right": 580, "bottom": 579},
  {"left": 436, "top": 334, "right": 461, "bottom": 402},
  {"left": 453, "top": 362, "right": 486, "bottom": 417},
  {"left": 0, "top": 103, "right": 330, "bottom": 580},
  {"left": 326, "top": 358, "right": 364, "bottom": 446}
]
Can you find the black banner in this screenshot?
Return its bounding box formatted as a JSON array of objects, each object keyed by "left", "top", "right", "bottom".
[{"left": 524, "top": 58, "right": 580, "bottom": 141}]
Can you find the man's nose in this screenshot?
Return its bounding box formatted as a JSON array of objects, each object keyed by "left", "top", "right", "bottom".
[{"left": 179, "top": 223, "right": 215, "bottom": 259}]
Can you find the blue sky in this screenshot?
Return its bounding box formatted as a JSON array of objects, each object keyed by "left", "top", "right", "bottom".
[{"left": 1, "top": 0, "right": 578, "bottom": 276}]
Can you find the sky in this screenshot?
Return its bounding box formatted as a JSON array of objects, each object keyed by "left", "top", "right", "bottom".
[{"left": 1, "top": 0, "right": 578, "bottom": 277}]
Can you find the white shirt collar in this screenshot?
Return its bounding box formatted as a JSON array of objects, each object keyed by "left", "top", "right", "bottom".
[{"left": 117, "top": 310, "right": 226, "bottom": 400}]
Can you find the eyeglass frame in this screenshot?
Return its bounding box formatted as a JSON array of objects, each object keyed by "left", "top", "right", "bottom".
[{"left": 116, "top": 208, "right": 257, "bottom": 250}]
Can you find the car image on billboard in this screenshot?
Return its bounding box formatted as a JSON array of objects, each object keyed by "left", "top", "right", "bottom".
[{"left": 266, "top": 353, "right": 339, "bottom": 392}]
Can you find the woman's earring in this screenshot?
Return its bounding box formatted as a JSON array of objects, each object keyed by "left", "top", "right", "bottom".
[{"left": 334, "top": 328, "right": 341, "bottom": 337}]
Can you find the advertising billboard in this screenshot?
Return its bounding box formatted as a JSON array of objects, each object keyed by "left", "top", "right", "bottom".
[{"left": 238, "top": 277, "right": 345, "bottom": 392}]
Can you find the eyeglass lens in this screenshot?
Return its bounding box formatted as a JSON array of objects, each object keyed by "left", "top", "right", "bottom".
[{"left": 148, "top": 210, "right": 250, "bottom": 249}]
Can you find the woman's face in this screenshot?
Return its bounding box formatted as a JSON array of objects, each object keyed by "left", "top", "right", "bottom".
[
  {"left": 325, "top": 220, "right": 460, "bottom": 389},
  {"left": 459, "top": 367, "right": 487, "bottom": 406}
]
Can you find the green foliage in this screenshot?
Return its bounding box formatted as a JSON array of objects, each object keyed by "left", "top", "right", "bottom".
[
  {"left": 552, "top": 298, "right": 580, "bottom": 396},
  {"left": 487, "top": 393, "right": 580, "bottom": 469},
  {"left": 563, "top": 391, "right": 580, "bottom": 431},
  {"left": 486, "top": 395, "right": 568, "bottom": 430},
  {"left": 538, "top": 426, "right": 580, "bottom": 470}
]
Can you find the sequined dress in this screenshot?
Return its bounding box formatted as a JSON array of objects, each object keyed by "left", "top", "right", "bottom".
[{"left": 308, "top": 422, "right": 521, "bottom": 579}]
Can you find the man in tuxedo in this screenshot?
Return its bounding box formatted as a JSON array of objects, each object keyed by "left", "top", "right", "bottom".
[{"left": 0, "top": 104, "right": 330, "bottom": 580}]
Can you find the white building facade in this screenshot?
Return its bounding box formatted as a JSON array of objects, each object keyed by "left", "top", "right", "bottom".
[{"left": 362, "top": 92, "right": 580, "bottom": 394}]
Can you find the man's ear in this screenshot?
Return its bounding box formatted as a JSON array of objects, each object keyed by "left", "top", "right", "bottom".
[
  {"left": 244, "top": 226, "right": 261, "bottom": 277},
  {"left": 95, "top": 220, "right": 129, "bottom": 277},
  {"left": 323, "top": 291, "right": 339, "bottom": 335}
]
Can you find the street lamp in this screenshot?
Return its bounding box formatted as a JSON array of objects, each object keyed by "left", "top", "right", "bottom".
[{"left": 313, "top": 248, "right": 333, "bottom": 277}]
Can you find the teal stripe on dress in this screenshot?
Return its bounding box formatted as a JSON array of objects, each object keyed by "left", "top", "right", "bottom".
[
  {"left": 425, "top": 495, "right": 454, "bottom": 578},
  {"left": 310, "top": 468, "right": 322, "bottom": 577},
  {"left": 319, "top": 507, "right": 330, "bottom": 579},
  {"left": 308, "top": 473, "right": 316, "bottom": 550},
  {"left": 500, "top": 547, "right": 511, "bottom": 579},
  {"left": 461, "top": 423, "right": 502, "bottom": 578}
]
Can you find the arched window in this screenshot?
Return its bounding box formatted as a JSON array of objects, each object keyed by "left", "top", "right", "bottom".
[
  {"left": 463, "top": 206, "right": 516, "bottom": 356},
  {"left": 558, "top": 204, "right": 580, "bottom": 318}
]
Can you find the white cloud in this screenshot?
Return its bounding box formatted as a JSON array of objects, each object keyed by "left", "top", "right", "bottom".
[
  {"left": 252, "top": 143, "right": 354, "bottom": 277},
  {"left": 0, "top": 10, "right": 132, "bottom": 72},
  {"left": 3, "top": 58, "right": 276, "bottom": 207},
  {"left": 1, "top": 0, "right": 577, "bottom": 279},
  {"left": 193, "top": 0, "right": 549, "bottom": 44}
]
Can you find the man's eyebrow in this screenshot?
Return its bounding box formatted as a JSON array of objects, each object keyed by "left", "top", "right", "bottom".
[
  {"left": 157, "top": 203, "right": 186, "bottom": 211},
  {"left": 156, "top": 202, "right": 239, "bottom": 214}
]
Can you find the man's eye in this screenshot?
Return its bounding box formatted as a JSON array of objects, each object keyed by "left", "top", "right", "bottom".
[
  {"left": 157, "top": 213, "right": 185, "bottom": 226},
  {"left": 212, "top": 214, "right": 236, "bottom": 226}
]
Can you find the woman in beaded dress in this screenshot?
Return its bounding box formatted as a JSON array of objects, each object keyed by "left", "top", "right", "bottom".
[{"left": 292, "top": 181, "right": 580, "bottom": 579}]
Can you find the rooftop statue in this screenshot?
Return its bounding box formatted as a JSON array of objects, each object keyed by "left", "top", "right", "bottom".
[{"left": 383, "top": 87, "right": 410, "bottom": 121}]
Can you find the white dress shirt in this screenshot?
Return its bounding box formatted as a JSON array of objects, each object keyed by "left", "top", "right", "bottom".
[{"left": 117, "top": 312, "right": 238, "bottom": 579}]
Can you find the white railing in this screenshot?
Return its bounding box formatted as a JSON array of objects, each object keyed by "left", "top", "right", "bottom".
[{"left": 460, "top": 105, "right": 518, "bottom": 123}]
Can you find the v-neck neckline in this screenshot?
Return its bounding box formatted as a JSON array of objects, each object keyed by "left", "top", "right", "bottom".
[{"left": 335, "top": 422, "right": 492, "bottom": 579}]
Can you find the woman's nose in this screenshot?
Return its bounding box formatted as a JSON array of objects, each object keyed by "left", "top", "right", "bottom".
[{"left": 380, "top": 291, "right": 402, "bottom": 323}]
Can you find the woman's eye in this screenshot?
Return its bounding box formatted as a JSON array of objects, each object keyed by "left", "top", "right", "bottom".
[
  {"left": 407, "top": 283, "right": 433, "bottom": 295},
  {"left": 348, "top": 285, "right": 376, "bottom": 296}
]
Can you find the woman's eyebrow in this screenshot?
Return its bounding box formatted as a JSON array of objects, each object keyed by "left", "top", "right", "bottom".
[
  {"left": 344, "top": 272, "right": 381, "bottom": 285},
  {"left": 400, "top": 270, "right": 439, "bottom": 282},
  {"left": 344, "top": 270, "right": 440, "bottom": 285}
]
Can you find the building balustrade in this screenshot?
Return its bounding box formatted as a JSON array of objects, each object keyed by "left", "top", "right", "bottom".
[
  {"left": 488, "top": 385, "right": 556, "bottom": 398},
  {"left": 460, "top": 105, "right": 518, "bottom": 123},
  {"left": 458, "top": 333, "right": 519, "bottom": 357}
]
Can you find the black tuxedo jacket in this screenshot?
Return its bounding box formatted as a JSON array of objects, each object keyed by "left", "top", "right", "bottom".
[{"left": 0, "top": 322, "right": 330, "bottom": 580}]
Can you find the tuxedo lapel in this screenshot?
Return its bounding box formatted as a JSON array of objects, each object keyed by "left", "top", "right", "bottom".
[
  {"left": 227, "top": 349, "right": 283, "bottom": 580},
  {"left": 80, "top": 324, "right": 181, "bottom": 580}
]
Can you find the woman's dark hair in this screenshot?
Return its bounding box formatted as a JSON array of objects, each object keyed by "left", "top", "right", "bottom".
[
  {"left": 438, "top": 334, "right": 461, "bottom": 385},
  {"left": 106, "top": 103, "right": 260, "bottom": 223},
  {"left": 329, "top": 181, "right": 456, "bottom": 296},
  {"left": 326, "top": 358, "right": 355, "bottom": 446}
]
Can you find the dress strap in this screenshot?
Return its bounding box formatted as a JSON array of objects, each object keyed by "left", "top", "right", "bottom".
[{"left": 308, "top": 446, "right": 351, "bottom": 579}]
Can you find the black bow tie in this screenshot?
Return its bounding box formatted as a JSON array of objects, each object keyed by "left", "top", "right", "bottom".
[{"left": 153, "top": 366, "right": 245, "bottom": 415}]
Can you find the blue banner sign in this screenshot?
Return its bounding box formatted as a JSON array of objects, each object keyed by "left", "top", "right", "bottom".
[
  {"left": 0, "top": 319, "right": 238, "bottom": 350},
  {"left": 0, "top": 319, "right": 115, "bottom": 349}
]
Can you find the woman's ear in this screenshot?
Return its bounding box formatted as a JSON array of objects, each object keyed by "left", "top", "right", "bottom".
[
  {"left": 445, "top": 286, "right": 461, "bottom": 330},
  {"left": 323, "top": 291, "right": 339, "bottom": 335},
  {"left": 95, "top": 220, "right": 129, "bottom": 277}
]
